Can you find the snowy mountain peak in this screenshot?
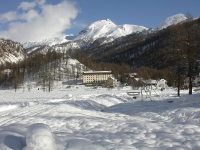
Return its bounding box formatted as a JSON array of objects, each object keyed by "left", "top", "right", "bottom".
[
  {"left": 157, "top": 14, "right": 187, "bottom": 30},
  {"left": 77, "top": 19, "right": 117, "bottom": 39},
  {"left": 75, "top": 19, "right": 148, "bottom": 41},
  {"left": 87, "top": 19, "right": 116, "bottom": 29}
]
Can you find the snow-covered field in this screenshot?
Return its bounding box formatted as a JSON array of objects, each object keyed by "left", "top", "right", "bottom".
[{"left": 0, "top": 84, "right": 200, "bottom": 150}]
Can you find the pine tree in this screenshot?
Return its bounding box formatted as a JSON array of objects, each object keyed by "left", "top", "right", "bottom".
[
  {"left": 13, "top": 70, "right": 19, "bottom": 92},
  {"left": 165, "top": 19, "right": 200, "bottom": 95}
]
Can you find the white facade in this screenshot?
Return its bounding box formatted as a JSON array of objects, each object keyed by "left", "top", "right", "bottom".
[
  {"left": 107, "top": 76, "right": 117, "bottom": 87},
  {"left": 83, "top": 71, "right": 112, "bottom": 83},
  {"left": 192, "top": 76, "right": 200, "bottom": 86},
  {"left": 146, "top": 79, "right": 157, "bottom": 85},
  {"left": 157, "top": 79, "right": 167, "bottom": 88}
]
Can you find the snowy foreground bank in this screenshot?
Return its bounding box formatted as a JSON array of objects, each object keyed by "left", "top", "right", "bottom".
[{"left": 0, "top": 85, "right": 200, "bottom": 150}]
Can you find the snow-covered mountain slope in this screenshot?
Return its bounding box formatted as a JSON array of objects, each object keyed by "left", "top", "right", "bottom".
[
  {"left": 26, "top": 41, "right": 80, "bottom": 56},
  {"left": 0, "top": 39, "right": 27, "bottom": 64},
  {"left": 23, "top": 13, "right": 193, "bottom": 56},
  {"left": 23, "top": 35, "right": 76, "bottom": 49},
  {"left": 23, "top": 14, "right": 190, "bottom": 51},
  {"left": 75, "top": 19, "right": 148, "bottom": 41},
  {"left": 25, "top": 20, "right": 148, "bottom": 55},
  {"left": 157, "top": 14, "right": 188, "bottom": 30}
]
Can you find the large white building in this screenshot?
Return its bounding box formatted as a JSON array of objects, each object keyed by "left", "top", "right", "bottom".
[{"left": 83, "top": 71, "right": 112, "bottom": 83}]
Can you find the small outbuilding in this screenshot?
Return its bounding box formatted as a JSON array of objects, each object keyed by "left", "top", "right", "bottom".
[
  {"left": 192, "top": 76, "right": 200, "bottom": 87},
  {"left": 106, "top": 76, "right": 117, "bottom": 88},
  {"left": 157, "top": 79, "right": 167, "bottom": 89}
]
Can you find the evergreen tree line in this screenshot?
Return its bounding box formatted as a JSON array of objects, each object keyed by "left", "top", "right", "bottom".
[{"left": 0, "top": 50, "right": 63, "bottom": 91}]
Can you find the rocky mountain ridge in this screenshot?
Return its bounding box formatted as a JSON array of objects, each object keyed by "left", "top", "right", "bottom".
[{"left": 0, "top": 39, "right": 27, "bottom": 64}]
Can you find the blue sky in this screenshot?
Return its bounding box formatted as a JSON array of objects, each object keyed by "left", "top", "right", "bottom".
[
  {"left": 73, "top": 0, "right": 200, "bottom": 33},
  {"left": 0, "top": 0, "right": 199, "bottom": 43}
]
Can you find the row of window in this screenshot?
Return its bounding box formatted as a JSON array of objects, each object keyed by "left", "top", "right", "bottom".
[
  {"left": 83, "top": 74, "right": 112, "bottom": 83},
  {"left": 85, "top": 76, "right": 108, "bottom": 79},
  {"left": 84, "top": 79, "right": 105, "bottom": 83},
  {"left": 84, "top": 75, "right": 110, "bottom": 77}
]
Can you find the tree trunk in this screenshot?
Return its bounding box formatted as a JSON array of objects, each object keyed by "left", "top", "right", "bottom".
[
  {"left": 177, "top": 73, "right": 180, "bottom": 97},
  {"left": 188, "top": 63, "right": 193, "bottom": 94}
]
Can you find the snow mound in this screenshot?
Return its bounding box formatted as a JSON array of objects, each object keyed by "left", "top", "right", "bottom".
[
  {"left": 23, "top": 123, "right": 56, "bottom": 150},
  {"left": 157, "top": 14, "right": 187, "bottom": 30},
  {"left": 0, "top": 125, "right": 26, "bottom": 150},
  {"left": 65, "top": 94, "right": 73, "bottom": 98},
  {"left": 0, "top": 104, "right": 20, "bottom": 112}
]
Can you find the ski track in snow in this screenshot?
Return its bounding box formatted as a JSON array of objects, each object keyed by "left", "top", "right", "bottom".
[{"left": 0, "top": 86, "right": 200, "bottom": 149}]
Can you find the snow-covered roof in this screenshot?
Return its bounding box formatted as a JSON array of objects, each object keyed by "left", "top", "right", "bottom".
[
  {"left": 146, "top": 80, "right": 157, "bottom": 84},
  {"left": 108, "top": 76, "right": 115, "bottom": 80},
  {"left": 2, "top": 69, "right": 12, "bottom": 74},
  {"left": 157, "top": 79, "right": 167, "bottom": 85},
  {"left": 129, "top": 73, "right": 137, "bottom": 77},
  {"left": 83, "top": 71, "right": 112, "bottom": 74},
  {"left": 134, "top": 78, "right": 141, "bottom": 81}
]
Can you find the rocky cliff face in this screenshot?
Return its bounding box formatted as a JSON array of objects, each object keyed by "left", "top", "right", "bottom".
[{"left": 0, "top": 39, "right": 27, "bottom": 64}]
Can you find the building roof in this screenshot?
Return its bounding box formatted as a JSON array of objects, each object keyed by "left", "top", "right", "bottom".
[
  {"left": 146, "top": 79, "right": 157, "bottom": 84},
  {"left": 157, "top": 79, "right": 167, "bottom": 85},
  {"left": 83, "top": 71, "right": 112, "bottom": 74},
  {"left": 129, "top": 73, "right": 137, "bottom": 77},
  {"left": 108, "top": 76, "right": 115, "bottom": 80}
]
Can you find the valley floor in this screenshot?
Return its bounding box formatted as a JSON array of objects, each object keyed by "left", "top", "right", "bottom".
[{"left": 0, "top": 84, "right": 200, "bottom": 150}]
